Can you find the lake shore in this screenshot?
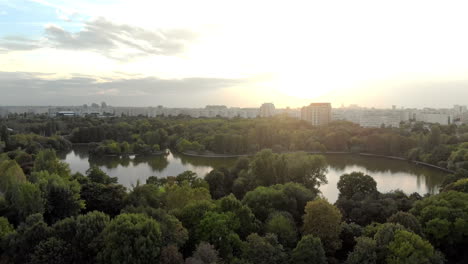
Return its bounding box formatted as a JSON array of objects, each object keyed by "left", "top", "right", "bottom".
[{"left": 181, "top": 150, "right": 455, "bottom": 173}]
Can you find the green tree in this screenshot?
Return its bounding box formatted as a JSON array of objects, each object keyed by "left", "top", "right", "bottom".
[
  {"left": 265, "top": 212, "right": 297, "bottom": 248},
  {"left": 0, "top": 216, "right": 14, "bottom": 241},
  {"left": 242, "top": 183, "right": 315, "bottom": 223},
  {"left": 195, "top": 211, "right": 242, "bottom": 260},
  {"left": 0, "top": 159, "right": 27, "bottom": 193},
  {"left": 80, "top": 181, "right": 127, "bottom": 217},
  {"left": 185, "top": 242, "right": 222, "bottom": 264},
  {"left": 291, "top": 234, "right": 327, "bottom": 264},
  {"left": 205, "top": 169, "right": 226, "bottom": 199},
  {"left": 97, "top": 213, "right": 162, "bottom": 264},
  {"left": 346, "top": 236, "right": 377, "bottom": 264},
  {"left": 387, "top": 211, "right": 423, "bottom": 235},
  {"left": 387, "top": 230, "right": 439, "bottom": 264},
  {"left": 30, "top": 237, "right": 72, "bottom": 264},
  {"left": 285, "top": 152, "right": 328, "bottom": 189},
  {"left": 302, "top": 199, "right": 342, "bottom": 254},
  {"left": 5, "top": 214, "right": 52, "bottom": 263},
  {"left": 86, "top": 166, "right": 117, "bottom": 184},
  {"left": 6, "top": 182, "right": 45, "bottom": 223},
  {"left": 218, "top": 194, "right": 260, "bottom": 239},
  {"left": 165, "top": 182, "right": 211, "bottom": 210},
  {"left": 33, "top": 149, "right": 70, "bottom": 177},
  {"left": 125, "top": 184, "right": 164, "bottom": 209},
  {"left": 159, "top": 245, "right": 184, "bottom": 264},
  {"left": 33, "top": 171, "right": 84, "bottom": 223},
  {"left": 442, "top": 178, "right": 468, "bottom": 193},
  {"left": 241, "top": 233, "right": 287, "bottom": 264},
  {"left": 410, "top": 191, "right": 468, "bottom": 261},
  {"left": 122, "top": 206, "right": 188, "bottom": 248},
  {"left": 337, "top": 172, "right": 377, "bottom": 199}
]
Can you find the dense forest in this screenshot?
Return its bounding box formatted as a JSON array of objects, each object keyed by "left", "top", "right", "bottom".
[{"left": 0, "top": 115, "right": 467, "bottom": 263}]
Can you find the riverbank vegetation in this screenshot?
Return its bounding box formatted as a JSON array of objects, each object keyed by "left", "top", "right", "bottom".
[
  {"left": 3, "top": 115, "right": 468, "bottom": 171},
  {"left": 0, "top": 115, "right": 468, "bottom": 263}
]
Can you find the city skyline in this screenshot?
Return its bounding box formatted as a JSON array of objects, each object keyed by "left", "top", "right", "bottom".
[{"left": 2, "top": 1, "right": 468, "bottom": 108}]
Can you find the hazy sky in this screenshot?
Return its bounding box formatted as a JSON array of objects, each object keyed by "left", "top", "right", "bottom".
[{"left": 1, "top": 0, "right": 468, "bottom": 108}]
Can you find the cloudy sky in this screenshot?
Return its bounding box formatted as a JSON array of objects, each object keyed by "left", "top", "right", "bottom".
[{"left": 1, "top": 0, "right": 468, "bottom": 108}]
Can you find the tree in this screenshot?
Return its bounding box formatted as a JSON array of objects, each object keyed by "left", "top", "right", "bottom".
[
  {"left": 442, "top": 178, "right": 468, "bottom": 193},
  {"left": 302, "top": 199, "right": 342, "bottom": 254},
  {"left": 387, "top": 230, "right": 440, "bottom": 264},
  {"left": 5, "top": 214, "right": 52, "bottom": 263},
  {"left": 195, "top": 211, "right": 242, "bottom": 260},
  {"left": 205, "top": 169, "right": 226, "bottom": 199},
  {"left": 29, "top": 237, "right": 72, "bottom": 264},
  {"left": 33, "top": 171, "right": 85, "bottom": 223},
  {"left": 217, "top": 194, "right": 259, "bottom": 239},
  {"left": 337, "top": 172, "right": 377, "bottom": 199},
  {"left": 346, "top": 237, "right": 377, "bottom": 264},
  {"left": 291, "top": 234, "right": 327, "bottom": 264},
  {"left": 265, "top": 212, "right": 297, "bottom": 248},
  {"left": 387, "top": 211, "right": 423, "bottom": 235},
  {"left": 86, "top": 166, "right": 117, "bottom": 184},
  {"left": 159, "top": 245, "right": 184, "bottom": 264},
  {"left": 97, "top": 213, "right": 162, "bottom": 264},
  {"left": 165, "top": 182, "right": 211, "bottom": 210},
  {"left": 122, "top": 206, "right": 188, "bottom": 248},
  {"left": 185, "top": 242, "right": 222, "bottom": 264},
  {"left": 285, "top": 152, "right": 328, "bottom": 190},
  {"left": 241, "top": 233, "right": 287, "bottom": 264},
  {"left": 80, "top": 181, "right": 127, "bottom": 217},
  {"left": 126, "top": 183, "right": 165, "bottom": 209},
  {"left": 51, "top": 211, "right": 110, "bottom": 263},
  {"left": 0, "top": 216, "right": 14, "bottom": 241},
  {"left": 0, "top": 159, "right": 27, "bottom": 193},
  {"left": 410, "top": 191, "right": 468, "bottom": 262},
  {"left": 33, "top": 149, "right": 70, "bottom": 177},
  {"left": 6, "top": 182, "right": 45, "bottom": 223},
  {"left": 337, "top": 222, "right": 363, "bottom": 260},
  {"left": 242, "top": 183, "right": 315, "bottom": 223}
]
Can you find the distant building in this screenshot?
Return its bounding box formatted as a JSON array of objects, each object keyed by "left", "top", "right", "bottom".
[
  {"left": 55, "top": 111, "right": 77, "bottom": 117},
  {"left": 259, "top": 103, "right": 276, "bottom": 117},
  {"left": 301, "top": 103, "right": 332, "bottom": 126}
]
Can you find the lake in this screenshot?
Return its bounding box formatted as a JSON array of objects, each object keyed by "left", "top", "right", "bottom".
[{"left": 60, "top": 146, "right": 447, "bottom": 202}]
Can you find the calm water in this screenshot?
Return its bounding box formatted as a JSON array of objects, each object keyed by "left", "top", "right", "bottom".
[{"left": 60, "top": 146, "right": 447, "bottom": 202}]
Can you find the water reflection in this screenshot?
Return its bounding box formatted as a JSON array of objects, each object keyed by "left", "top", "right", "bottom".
[{"left": 60, "top": 147, "right": 447, "bottom": 202}]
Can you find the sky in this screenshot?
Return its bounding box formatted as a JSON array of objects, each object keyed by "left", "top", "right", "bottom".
[{"left": 1, "top": 0, "right": 468, "bottom": 108}]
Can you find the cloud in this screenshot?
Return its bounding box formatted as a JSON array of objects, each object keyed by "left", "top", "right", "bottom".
[
  {"left": 0, "top": 17, "right": 197, "bottom": 60},
  {"left": 0, "top": 71, "right": 244, "bottom": 106}
]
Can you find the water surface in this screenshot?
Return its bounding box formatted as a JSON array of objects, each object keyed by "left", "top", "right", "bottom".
[{"left": 60, "top": 146, "right": 447, "bottom": 202}]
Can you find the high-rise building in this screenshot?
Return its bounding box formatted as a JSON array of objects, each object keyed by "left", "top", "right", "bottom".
[
  {"left": 259, "top": 103, "right": 276, "bottom": 117},
  {"left": 301, "top": 103, "right": 332, "bottom": 126}
]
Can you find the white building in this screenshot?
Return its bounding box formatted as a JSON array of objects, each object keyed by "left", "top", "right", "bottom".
[{"left": 259, "top": 103, "right": 276, "bottom": 117}]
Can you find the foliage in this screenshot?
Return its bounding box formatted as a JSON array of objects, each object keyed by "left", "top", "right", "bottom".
[
  {"left": 242, "top": 183, "right": 315, "bottom": 223},
  {"left": 240, "top": 233, "right": 287, "bottom": 264},
  {"left": 337, "top": 172, "right": 377, "bottom": 199},
  {"left": 291, "top": 234, "right": 327, "bottom": 264},
  {"left": 410, "top": 191, "right": 468, "bottom": 261},
  {"left": 185, "top": 242, "right": 222, "bottom": 264},
  {"left": 265, "top": 211, "right": 297, "bottom": 248},
  {"left": 302, "top": 199, "right": 343, "bottom": 254},
  {"left": 97, "top": 213, "right": 163, "bottom": 264},
  {"left": 0, "top": 159, "right": 27, "bottom": 193},
  {"left": 387, "top": 230, "right": 439, "bottom": 264},
  {"left": 346, "top": 236, "right": 377, "bottom": 264}
]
